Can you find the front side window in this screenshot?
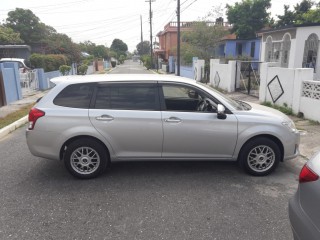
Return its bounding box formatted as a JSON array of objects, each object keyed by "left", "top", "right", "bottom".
[
  {"left": 94, "top": 83, "right": 158, "bottom": 110},
  {"left": 162, "top": 84, "right": 217, "bottom": 112},
  {"left": 53, "top": 83, "right": 94, "bottom": 108}
]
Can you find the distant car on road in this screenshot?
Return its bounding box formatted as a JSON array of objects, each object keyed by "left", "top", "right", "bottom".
[
  {"left": 0, "top": 58, "right": 31, "bottom": 73},
  {"left": 26, "top": 74, "right": 300, "bottom": 179},
  {"left": 289, "top": 151, "right": 320, "bottom": 240}
]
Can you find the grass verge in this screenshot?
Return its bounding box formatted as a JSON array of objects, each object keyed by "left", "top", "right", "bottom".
[{"left": 0, "top": 103, "right": 34, "bottom": 129}]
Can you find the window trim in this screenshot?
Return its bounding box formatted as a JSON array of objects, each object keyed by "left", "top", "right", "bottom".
[{"left": 158, "top": 82, "right": 222, "bottom": 113}]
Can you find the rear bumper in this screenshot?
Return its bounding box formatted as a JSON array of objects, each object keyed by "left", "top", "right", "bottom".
[{"left": 289, "top": 192, "right": 320, "bottom": 240}]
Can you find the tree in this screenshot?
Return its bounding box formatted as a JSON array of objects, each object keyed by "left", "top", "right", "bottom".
[
  {"left": 276, "top": 5, "right": 296, "bottom": 27},
  {"left": 44, "top": 33, "right": 82, "bottom": 63},
  {"left": 5, "top": 8, "right": 53, "bottom": 44},
  {"left": 180, "top": 22, "right": 227, "bottom": 63},
  {"left": 92, "top": 45, "right": 109, "bottom": 59},
  {"left": 276, "top": 0, "right": 317, "bottom": 26},
  {"left": 136, "top": 41, "right": 150, "bottom": 55},
  {"left": 110, "top": 39, "right": 128, "bottom": 58},
  {"left": 0, "top": 25, "right": 24, "bottom": 44},
  {"left": 226, "top": 0, "right": 271, "bottom": 39}
]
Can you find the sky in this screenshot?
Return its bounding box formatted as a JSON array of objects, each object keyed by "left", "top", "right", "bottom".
[{"left": 0, "top": 0, "right": 303, "bottom": 52}]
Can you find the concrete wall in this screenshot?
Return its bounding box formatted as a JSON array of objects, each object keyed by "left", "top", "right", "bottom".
[
  {"left": 0, "top": 63, "right": 22, "bottom": 104},
  {"left": 194, "top": 59, "right": 205, "bottom": 82},
  {"left": 259, "top": 63, "right": 320, "bottom": 122},
  {"left": 210, "top": 59, "right": 237, "bottom": 92}
]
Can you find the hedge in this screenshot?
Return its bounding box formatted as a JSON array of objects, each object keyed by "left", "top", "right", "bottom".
[{"left": 30, "top": 53, "right": 68, "bottom": 72}]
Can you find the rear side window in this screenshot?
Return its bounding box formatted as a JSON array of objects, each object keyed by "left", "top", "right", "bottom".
[
  {"left": 94, "top": 83, "right": 159, "bottom": 110},
  {"left": 53, "top": 83, "right": 94, "bottom": 108}
]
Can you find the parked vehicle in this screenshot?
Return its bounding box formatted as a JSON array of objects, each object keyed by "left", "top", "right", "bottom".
[
  {"left": 289, "top": 151, "right": 320, "bottom": 240},
  {"left": 0, "top": 58, "right": 31, "bottom": 73},
  {"left": 26, "top": 74, "right": 300, "bottom": 179}
]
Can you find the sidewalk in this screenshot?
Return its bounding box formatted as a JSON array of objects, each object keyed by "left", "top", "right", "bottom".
[
  {"left": 0, "top": 91, "right": 48, "bottom": 139},
  {"left": 0, "top": 91, "right": 47, "bottom": 118}
]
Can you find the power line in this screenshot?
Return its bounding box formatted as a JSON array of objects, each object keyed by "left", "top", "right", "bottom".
[{"left": 181, "top": 0, "right": 199, "bottom": 13}]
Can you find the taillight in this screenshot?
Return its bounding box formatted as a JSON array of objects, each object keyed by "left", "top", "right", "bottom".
[
  {"left": 28, "top": 108, "right": 45, "bottom": 130},
  {"left": 299, "top": 164, "right": 319, "bottom": 183}
]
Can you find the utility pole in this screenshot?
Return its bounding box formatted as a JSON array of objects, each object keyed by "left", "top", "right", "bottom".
[
  {"left": 146, "top": 0, "right": 155, "bottom": 68},
  {"left": 177, "top": 0, "right": 180, "bottom": 76},
  {"left": 140, "top": 15, "right": 143, "bottom": 43}
]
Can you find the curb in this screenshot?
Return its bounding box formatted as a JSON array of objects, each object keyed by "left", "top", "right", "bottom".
[{"left": 0, "top": 115, "right": 28, "bottom": 140}]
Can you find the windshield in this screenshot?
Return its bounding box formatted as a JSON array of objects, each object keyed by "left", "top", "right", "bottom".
[{"left": 197, "top": 83, "right": 246, "bottom": 110}]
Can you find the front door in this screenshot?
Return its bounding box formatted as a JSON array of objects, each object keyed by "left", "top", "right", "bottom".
[{"left": 160, "top": 83, "right": 238, "bottom": 159}]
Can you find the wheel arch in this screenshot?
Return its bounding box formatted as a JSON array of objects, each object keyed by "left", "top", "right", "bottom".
[
  {"left": 237, "top": 134, "right": 284, "bottom": 162},
  {"left": 60, "top": 135, "right": 111, "bottom": 162}
]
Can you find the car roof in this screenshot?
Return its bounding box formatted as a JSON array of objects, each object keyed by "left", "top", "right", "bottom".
[
  {"left": 50, "top": 74, "right": 197, "bottom": 85},
  {"left": 0, "top": 58, "right": 25, "bottom": 62}
]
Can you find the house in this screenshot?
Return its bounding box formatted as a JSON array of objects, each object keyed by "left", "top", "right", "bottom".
[
  {"left": 0, "top": 45, "right": 31, "bottom": 60},
  {"left": 258, "top": 23, "right": 320, "bottom": 80},
  {"left": 216, "top": 33, "right": 261, "bottom": 61},
  {"left": 155, "top": 20, "right": 232, "bottom": 62}
]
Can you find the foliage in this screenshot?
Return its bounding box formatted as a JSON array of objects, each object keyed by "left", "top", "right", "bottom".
[
  {"left": 77, "top": 64, "right": 88, "bottom": 75},
  {"left": 0, "top": 25, "right": 24, "bottom": 44},
  {"left": 5, "top": 8, "right": 55, "bottom": 44},
  {"left": 276, "top": 0, "right": 315, "bottom": 26},
  {"left": 119, "top": 55, "right": 126, "bottom": 64},
  {"left": 92, "top": 45, "right": 109, "bottom": 59},
  {"left": 59, "top": 65, "right": 71, "bottom": 76},
  {"left": 136, "top": 41, "right": 150, "bottom": 56},
  {"left": 30, "top": 53, "right": 68, "bottom": 72},
  {"left": 226, "top": 0, "right": 271, "bottom": 39},
  {"left": 43, "top": 33, "right": 81, "bottom": 64},
  {"left": 140, "top": 55, "right": 152, "bottom": 69},
  {"left": 110, "top": 39, "right": 128, "bottom": 58},
  {"left": 180, "top": 22, "right": 227, "bottom": 63},
  {"left": 261, "top": 101, "right": 293, "bottom": 115}
]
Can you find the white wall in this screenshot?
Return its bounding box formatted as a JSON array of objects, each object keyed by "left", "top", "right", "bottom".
[
  {"left": 210, "top": 60, "right": 236, "bottom": 92},
  {"left": 194, "top": 59, "right": 205, "bottom": 82},
  {"left": 260, "top": 63, "right": 320, "bottom": 122}
]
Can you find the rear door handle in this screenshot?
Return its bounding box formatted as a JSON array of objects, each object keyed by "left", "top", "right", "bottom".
[
  {"left": 164, "top": 117, "right": 182, "bottom": 123},
  {"left": 96, "top": 115, "right": 114, "bottom": 121}
]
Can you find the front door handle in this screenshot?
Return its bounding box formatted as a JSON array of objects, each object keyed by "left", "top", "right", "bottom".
[
  {"left": 164, "top": 117, "right": 182, "bottom": 123},
  {"left": 96, "top": 115, "right": 114, "bottom": 121}
]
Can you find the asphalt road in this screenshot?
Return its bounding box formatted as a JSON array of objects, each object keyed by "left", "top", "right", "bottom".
[{"left": 0, "top": 61, "right": 303, "bottom": 240}]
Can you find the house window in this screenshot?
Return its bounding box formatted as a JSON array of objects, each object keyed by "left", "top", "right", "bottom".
[
  {"left": 302, "top": 33, "right": 319, "bottom": 72},
  {"left": 236, "top": 43, "right": 243, "bottom": 56},
  {"left": 250, "top": 42, "right": 255, "bottom": 58},
  {"left": 281, "top": 33, "right": 291, "bottom": 68},
  {"left": 265, "top": 36, "right": 273, "bottom": 62}
]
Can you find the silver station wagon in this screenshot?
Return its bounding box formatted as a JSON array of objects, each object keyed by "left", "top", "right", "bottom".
[{"left": 26, "top": 74, "right": 300, "bottom": 179}]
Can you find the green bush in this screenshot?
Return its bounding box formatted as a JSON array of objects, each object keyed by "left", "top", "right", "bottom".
[
  {"left": 59, "top": 65, "right": 71, "bottom": 76},
  {"left": 77, "top": 64, "right": 88, "bottom": 75},
  {"left": 119, "top": 55, "right": 126, "bottom": 64},
  {"left": 141, "top": 55, "right": 152, "bottom": 69},
  {"left": 30, "top": 53, "right": 68, "bottom": 72}
]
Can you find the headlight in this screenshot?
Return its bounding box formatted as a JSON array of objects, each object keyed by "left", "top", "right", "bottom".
[{"left": 282, "top": 121, "right": 298, "bottom": 133}]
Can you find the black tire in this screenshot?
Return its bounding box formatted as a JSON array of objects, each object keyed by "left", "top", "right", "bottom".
[
  {"left": 239, "top": 137, "right": 281, "bottom": 176},
  {"left": 64, "top": 138, "right": 108, "bottom": 179}
]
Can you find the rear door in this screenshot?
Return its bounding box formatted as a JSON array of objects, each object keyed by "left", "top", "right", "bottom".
[
  {"left": 160, "top": 83, "right": 238, "bottom": 159},
  {"left": 89, "top": 82, "right": 163, "bottom": 159}
]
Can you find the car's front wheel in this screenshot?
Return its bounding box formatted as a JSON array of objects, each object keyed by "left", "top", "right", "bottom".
[
  {"left": 239, "top": 137, "right": 281, "bottom": 176},
  {"left": 64, "top": 138, "right": 108, "bottom": 179}
]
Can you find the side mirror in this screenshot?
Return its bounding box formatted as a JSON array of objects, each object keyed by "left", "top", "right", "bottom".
[{"left": 217, "top": 104, "right": 227, "bottom": 119}]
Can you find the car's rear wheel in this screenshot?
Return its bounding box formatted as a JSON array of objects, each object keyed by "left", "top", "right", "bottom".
[
  {"left": 64, "top": 138, "right": 108, "bottom": 179},
  {"left": 239, "top": 137, "right": 280, "bottom": 176}
]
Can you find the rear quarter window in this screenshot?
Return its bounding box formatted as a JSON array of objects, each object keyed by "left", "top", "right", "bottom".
[{"left": 53, "top": 83, "right": 94, "bottom": 108}]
